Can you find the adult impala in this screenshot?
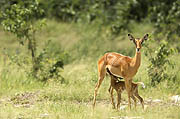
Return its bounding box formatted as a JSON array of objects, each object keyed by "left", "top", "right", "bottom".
[{"left": 93, "top": 34, "right": 148, "bottom": 109}]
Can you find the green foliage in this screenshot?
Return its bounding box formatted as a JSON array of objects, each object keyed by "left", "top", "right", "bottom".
[
  {"left": 1, "top": 0, "right": 44, "bottom": 40},
  {"left": 144, "top": 39, "right": 176, "bottom": 86},
  {"left": 2, "top": 0, "right": 179, "bottom": 39},
  {"left": 2, "top": 40, "right": 67, "bottom": 82},
  {"left": 1, "top": 0, "right": 179, "bottom": 38},
  {"left": 40, "top": 0, "right": 78, "bottom": 22},
  {"left": 109, "top": 1, "right": 132, "bottom": 35},
  {"left": 39, "top": 0, "right": 143, "bottom": 34},
  {"left": 39, "top": 0, "right": 98, "bottom": 22},
  {"left": 0, "top": 0, "right": 45, "bottom": 75},
  {"left": 34, "top": 40, "right": 68, "bottom": 82},
  {"left": 149, "top": 0, "right": 180, "bottom": 43},
  {"left": 148, "top": 0, "right": 176, "bottom": 23},
  {"left": 0, "top": 1, "right": 67, "bottom": 82}
]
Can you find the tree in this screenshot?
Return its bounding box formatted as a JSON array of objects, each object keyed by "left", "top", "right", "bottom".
[
  {"left": 1, "top": 0, "right": 66, "bottom": 82},
  {"left": 1, "top": 0, "right": 45, "bottom": 77}
]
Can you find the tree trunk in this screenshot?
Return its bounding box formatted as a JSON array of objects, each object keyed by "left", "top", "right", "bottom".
[{"left": 27, "top": 31, "right": 37, "bottom": 77}]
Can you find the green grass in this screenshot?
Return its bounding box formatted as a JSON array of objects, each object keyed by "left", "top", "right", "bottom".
[
  {"left": 0, "top": 20, "right": 180, "bottom": 119},
  {"left": 1, "top": 100, "right": 179, "bottom": 119}
]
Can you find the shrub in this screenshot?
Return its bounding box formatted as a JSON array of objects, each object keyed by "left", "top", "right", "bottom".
[
  {"left": 144, "top": 38, "right": 176, "bottom": 86},
  {"left": 35, "top": 40, "right": 68, "bottom": 82},
  {"left": 3, "top": 40, "right": 68, "bottom": 82}
]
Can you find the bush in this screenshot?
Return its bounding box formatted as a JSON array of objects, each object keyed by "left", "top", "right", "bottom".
[
  {"left": 35, "top": 40, "right": 68, "bottom": 82},
  {"left": 3, "top": 40, "right": 68, "bottom": 82},
  {"left": 144, "top": 39, "right": 176, "bottom": 86}
]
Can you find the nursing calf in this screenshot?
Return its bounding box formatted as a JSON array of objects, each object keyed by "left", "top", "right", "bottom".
[{"left": 108, "top": 74, "right": 145, "bottom": 110}]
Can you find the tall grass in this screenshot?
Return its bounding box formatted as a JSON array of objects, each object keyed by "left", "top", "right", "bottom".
[{"left": 0, "top": 55, "right": 44, "bottom": 96}]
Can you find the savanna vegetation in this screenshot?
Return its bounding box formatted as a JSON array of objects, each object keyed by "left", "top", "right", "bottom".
[{"left": 0, "top": 0, "right": 180, "bottom": 118}]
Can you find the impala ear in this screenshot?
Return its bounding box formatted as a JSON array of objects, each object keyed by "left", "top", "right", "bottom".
[
  {"left": 128, "top": 34, "right": 135, "bottom": 41},
  {"left": 142, "top": 34, "right": 148, "bottom": 41}
]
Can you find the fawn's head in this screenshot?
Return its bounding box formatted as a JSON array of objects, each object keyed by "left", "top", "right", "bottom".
[{"left": 128, "top": 34, "right": 148, "bottom": 52}]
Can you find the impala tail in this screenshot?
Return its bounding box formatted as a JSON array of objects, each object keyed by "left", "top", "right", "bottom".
[{"left": 136, "top": 82, "right": 145, "bottom": 89}]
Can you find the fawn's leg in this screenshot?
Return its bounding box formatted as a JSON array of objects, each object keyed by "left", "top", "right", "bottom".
[
  {"left": 110, "top": 88, "right": 116, "bottom": 109},
  {"left": 134, "top": 89, "right": 144, "bottom": 110},
  {"left": 116, "top": 90, "right": 121, "bottom": 110},
  {"left": 131, "top": 95, "right": 137, "bottom": 109}
]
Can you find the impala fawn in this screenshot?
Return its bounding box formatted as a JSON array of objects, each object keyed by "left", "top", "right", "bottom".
[{"left": 107, "top": 68, "right": 145, "bottom": 110}]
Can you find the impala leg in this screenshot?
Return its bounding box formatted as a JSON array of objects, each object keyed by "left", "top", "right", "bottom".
[
  {"left": 109, "top": 76, "right": 116, "bottom": 109},
  {"left": 110, "top": 88, "right": 116, "bottom": 109},
  {"left": 93, "top": 61, "right": 106, "bottom": 109},
  {"left": 93, "top": 76, "right": 105, "bottom": 108},
  {"left": 125, "top": 78, "right": 132, "bottom": 110},
  {"left": 131, "top": 95, "right": 137, "bottom": 109},
  {"left": 116, "top": 90, "right": 121, "bottom": 110},
  {"left": 134, "top": 90, "right": 144, "bottom": 110}
]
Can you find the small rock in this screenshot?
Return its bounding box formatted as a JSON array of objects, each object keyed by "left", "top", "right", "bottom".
[
  {"left": 110, "top": 116, "right": 143, "bottom": 119},
  {"left": 120, "top": 105, "right": 127, "bottom": 110},
  {"left": 152, "top": 99, "right": 162, "bottom": 103},
  {"left": 170, "top": 95, "right": 180, "bottom": 103},
  {"left": 144, "top": 105, "right": 148, "bottom": 110},
  {"left": 23, "top": 104, "right": 31, "bottom": 108},
  {"left": 145, "top": 97, "right": 152, "bottom": 104},
  {"left": 14, "top": 104, "right": 22, "bottom": 108},
  {"left": 40, "top": 113, "right": 49, "bottom": 118}
]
